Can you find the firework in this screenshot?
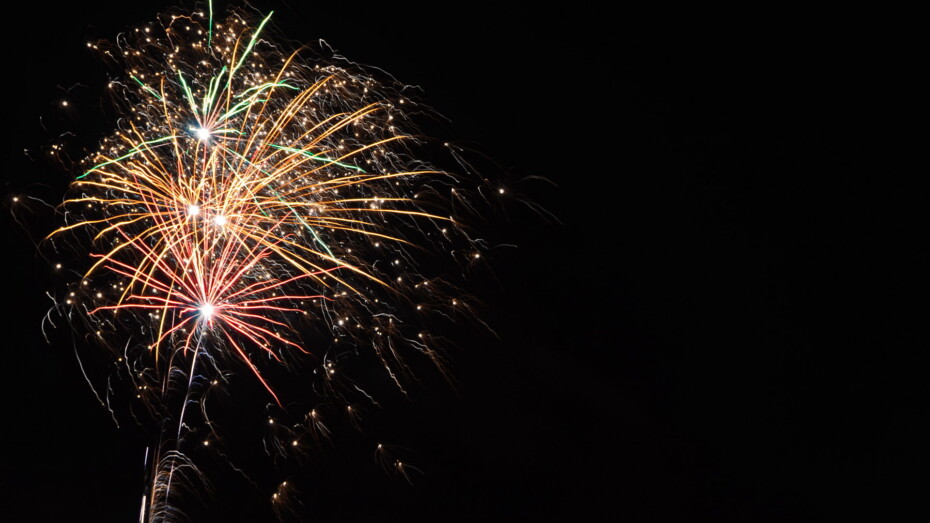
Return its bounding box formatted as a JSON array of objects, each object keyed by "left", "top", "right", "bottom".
[{"left": 45, "top": 4, "right": 485, "bottom": 520}]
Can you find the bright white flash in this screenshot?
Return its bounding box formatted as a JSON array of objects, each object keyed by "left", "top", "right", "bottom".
[
  {"left": 213, "top": 215, "right": 227, "bottom": 226},
  {"left": 194, "top": 127, "right": 211, "bottom": 141},
  {"left": 187, "top": 204, "right": 200, "bottom": 216},
  {"left": 199, "top": 303, "right": 215, "bottom": 318}
]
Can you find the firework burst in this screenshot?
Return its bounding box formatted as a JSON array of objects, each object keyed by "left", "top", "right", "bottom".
[{"left": 44, "top": 4, "right": 487, "bottom": 520}]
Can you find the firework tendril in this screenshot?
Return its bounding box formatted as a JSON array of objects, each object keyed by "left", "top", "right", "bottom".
[{"left": 45, "top": 4, "right": 487, "bottom": 520}]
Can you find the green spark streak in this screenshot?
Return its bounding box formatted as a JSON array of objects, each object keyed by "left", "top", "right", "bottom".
[
  {"left": 217, "top": 81, "right": 296, "bottom": 122},
  {"left": 237, "top": 81, "right": 298, "bottom": 98},
  {"left": 207, "top": 0, "right": 214, "bottom": 47},
  {"left": 220, "top": 154, "right": 338, "bottom": 259},
  {"left": 202, "top": 66, "right": 228, "bottom": 116},
  {"left": 78, "top": 136, "right": 178, "bottom": 179},
  {"left": 131, "top": 76, "right": 163, "bottom": 101},
  {"left": 267, "top": 144, "right": 367, "bottom": 172},
  {"left": 228, "top": 11, "right": 274, "bottom": 85},
  {"left": 177, "top": 70, "right": 198, "bottom": 116},
  {"left": 279, "top": 195, "right": 337, "bottom": 260},
  {"left": 219, "top": 98, "right": 266, "bottom": 122}
]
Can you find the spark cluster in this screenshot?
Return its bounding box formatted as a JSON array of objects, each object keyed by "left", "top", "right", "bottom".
[{"left": 45, "top": 5, "right": 485, "bottom": 519}]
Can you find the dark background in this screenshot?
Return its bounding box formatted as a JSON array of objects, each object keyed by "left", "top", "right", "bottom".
[{"left": 0, "top": 1, "right": 913, "bottom": 521}]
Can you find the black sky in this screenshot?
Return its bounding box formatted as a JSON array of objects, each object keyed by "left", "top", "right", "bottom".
[{"left": 1, "top": 2, "right": 913, "bottom": 522}]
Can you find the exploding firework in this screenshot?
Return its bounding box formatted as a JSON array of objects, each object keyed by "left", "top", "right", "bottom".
[{"left": 43, "top": 4, "right": 489, "bottom": 520}]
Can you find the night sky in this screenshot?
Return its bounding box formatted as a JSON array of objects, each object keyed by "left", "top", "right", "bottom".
[{"left": 1, "top": 2, "right": 912, "bottom": 522}]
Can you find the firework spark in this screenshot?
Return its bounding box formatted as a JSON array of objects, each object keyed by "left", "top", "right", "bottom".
[{"left": 44, "top": 4, "right": 485, "bottom": 520}]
